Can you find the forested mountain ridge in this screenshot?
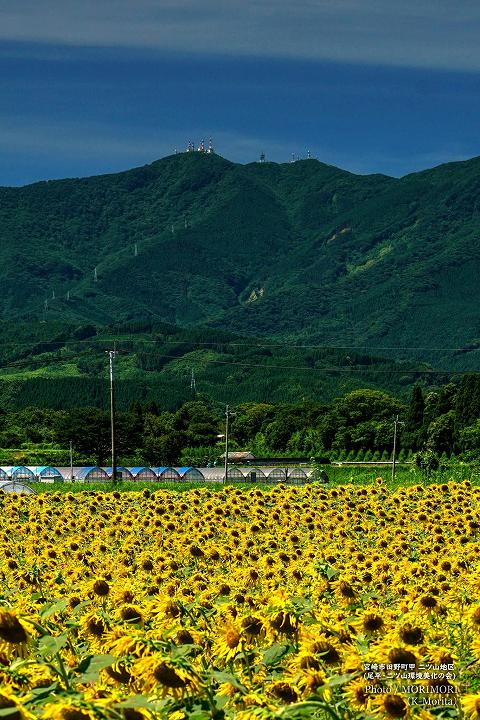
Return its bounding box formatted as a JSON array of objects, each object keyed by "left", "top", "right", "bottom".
[{"left": 0, "top": 151, "right": 479, "bottom": 400}]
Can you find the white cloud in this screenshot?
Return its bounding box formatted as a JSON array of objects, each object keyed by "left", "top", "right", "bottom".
[{"left": 1, "top": 0, "right": 480, "bottom": 71}]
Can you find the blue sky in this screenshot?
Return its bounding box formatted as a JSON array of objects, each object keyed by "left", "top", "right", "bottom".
[{"left": 1, "top": 1, "right": 480, "bottom": 185}]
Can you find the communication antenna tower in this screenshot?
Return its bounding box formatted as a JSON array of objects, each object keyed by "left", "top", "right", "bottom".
[
  {"left": 307, "top": 149, "right": 311, "bottom": 159},
  {"left": 207, "top": 138, "right": 214, "bottom": 154},
  {"left": 198, "top": 139, "right": 205, "bottom": 152},
  {"left": 260, "top": 152, "right": 265, "bottom": 163},
  {"left": 94, "top": 267, "right": 98, "bottom": 282},
  {"left": 190, "top": 369, "right": 197, "bottom": 398}
]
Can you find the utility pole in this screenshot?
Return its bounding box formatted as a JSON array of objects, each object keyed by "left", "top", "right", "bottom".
[
  {"left": 69, "top": 440, "right": 73, "bottom": 481},
  {"left": 224, "top": 405, "right": 230, "bottom": 485},
  {"left": 391, "top": 415, "right": 404, "bottom": 483},
  {"left": 106, "top": 347, "right": 117, "bottom": 483}
]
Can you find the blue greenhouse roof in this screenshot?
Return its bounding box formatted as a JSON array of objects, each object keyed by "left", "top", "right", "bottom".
[
  {"left": 177, "top": 467, "right": 205, "bottom": 478},
  {"left": 32, "top": 466, "right": 62, "bottom": 475}
]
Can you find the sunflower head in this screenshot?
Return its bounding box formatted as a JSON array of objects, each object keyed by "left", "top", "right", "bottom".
[
  {"left": 92, "top": 579, "right": 110, "bottom": 597},
  {"left": 380, "top": 693, "right": 408, "bottom": 718},
  {"left": 462, "top": 694, "right": 480, "bottom": 720},
  {"left": 0, "top": 611, "right": 28, "bottom": 645},
  {"left": 269, "top": 682, "right": 298, "bottom": 704}
]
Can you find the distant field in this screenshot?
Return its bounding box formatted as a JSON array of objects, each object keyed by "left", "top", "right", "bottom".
[{"left": 27, "top": 462, "right": 480, "bottom": 493}]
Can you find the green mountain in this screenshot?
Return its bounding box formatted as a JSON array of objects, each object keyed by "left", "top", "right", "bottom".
[{"left": 0, "top": 152, "right": 479, "bottom": 407}]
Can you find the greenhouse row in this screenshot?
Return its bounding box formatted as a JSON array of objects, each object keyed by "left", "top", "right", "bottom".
[{"left": 0, "top": 465, "right": 313, "bottom": 484}]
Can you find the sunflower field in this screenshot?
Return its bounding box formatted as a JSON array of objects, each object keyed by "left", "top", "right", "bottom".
[{"left": 1, "top": 480, "right": 480, "bottom": 720}]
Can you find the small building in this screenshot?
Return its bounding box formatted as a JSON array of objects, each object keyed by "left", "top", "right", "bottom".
[
  {"left": 219, "top": 452, "right": 255, "bottom": 464},
  {"left": 76, "top": 467, "right": 109, "bottom": 482},
  {"left": 0, "top": 480, "right": 36, "bottom": 495},
  {"left": 103, "top": 467, "right": 133, "bottom": 481},
  {"left": 129, "top": 467, "right": 157, "bottom": 481},
  {"left": 152, "top": 467, "right": 181, "bottom": 482},
  {"left": 177, "top": 467, "right": 205, "bottom": 481},
  {"left": 28, "top": 466, "right": 64, "bottom": 483}
]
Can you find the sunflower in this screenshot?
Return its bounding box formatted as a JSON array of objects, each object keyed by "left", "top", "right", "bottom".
[
  {"left": 267, "top": 680, "right": 299, "bottom": 704},
  {"left": 240, "top": 615, "right": 266, "bottom": 644},
  {"left": 40, "top": 700, "right": 97, "bottom": 720},
  {"left": 372, "top": 692, "right": 411, "bottom": 719},
  {"left": 132, "top": 653, "right": 201, "bottom": 697},
  {"left": 471, "top": 634, "right": 480, "bottom": 661},
  {"left": 0, "top": 686, "right": 34, "bottom": 720},
  {"left": 0, "top": 610, "right": 32, "bottom": 659},
  {"left": 463, "top": 695, "right": 480, "bottom": 720},
  {"left": 212, "top": 622, "right": 243, "bottom": 663},
  {"left": 469, "top": 606, "right": 480, "bottom": 631},
  {"left": 80, "top": 611, "right": 109, "bottom": 646},
  {"left": 343, "top": 678, "right": 372, "bottom": 712}
]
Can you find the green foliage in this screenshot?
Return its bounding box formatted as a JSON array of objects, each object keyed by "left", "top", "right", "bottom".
[
  {"left": 459, "top": 419, "right": 480, "bottom": 460},
  {"left": 455, "top": 374, "right": 480, "bottom": 429},
  {"left": 0, "top": 152, "right": 480, "bottom": 405},
  {"left": 142, "top": 412, "right": 185, "bottom": 466},
  {"left": 178, "top": 446, "right": 221, "bottom": 467},
  {"left": 426, "top": 410, "right": 455, "bottom": 454},
  {"left": 414, "top": 449, "right": 439, "bottom": 478},
  {"left": 0, "top": 321, "right": 431, "bottom": 411},
  {"left": 54, "top": 408, "right": 142, "bottom": 465},
  {"left": 0, "top": 372, "right": 478, "bottom": 465},
  {"left": 403, "top": 384, "right": 425, "bottom": 450}
]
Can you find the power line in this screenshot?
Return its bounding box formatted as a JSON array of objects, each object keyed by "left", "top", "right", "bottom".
[
  {"left": 0, "top": 349, "right": 471, "bottom": 375},
  {"left": 0, "top": 336, "right": 477, "bottom": 354}
]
